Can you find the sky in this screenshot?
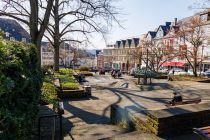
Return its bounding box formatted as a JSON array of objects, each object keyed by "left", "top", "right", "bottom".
[{"left": 91, "top": 0, "right": 200, "bottom": 49}]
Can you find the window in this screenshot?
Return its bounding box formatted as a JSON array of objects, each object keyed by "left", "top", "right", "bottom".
[
  {"left": 200, "top": 13, "right": 210, "bottom": 22},
  {"left": 10, "top": 37, "right": 15, "bottom": 40},
  {"left": 5, "top": 32, "right": 9, "bottom": 37},
  {"left": 22, "top": 38, "right": 26, "bottom": 42}
]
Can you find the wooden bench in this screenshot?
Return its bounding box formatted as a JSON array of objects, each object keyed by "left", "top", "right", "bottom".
[
  {"left": 193, "top": 126, "right": 210, "bottom": 140},
  {"left": 166, "top": 98, "right": 201, "bottom": 107}
]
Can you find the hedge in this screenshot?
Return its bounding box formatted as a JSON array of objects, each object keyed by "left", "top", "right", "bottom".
[
  {"left": 59, "top": 68, "right": 73, "bottom": 75},
  {"left": 0, "top": 38, "right": 42, "bottom": 139},
  {"left": 41, "top": 82, "right": 58, "bottom": 105},
  {"left": 61, "top": 82, "right": 79, "bottom": 90}
]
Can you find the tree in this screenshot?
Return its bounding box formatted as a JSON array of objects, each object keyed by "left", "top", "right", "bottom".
[
  {"left": 141, "top": 38, "right": 175, "bottom": 72},
  {"left": 0, "top": 0, "right": 54, "bottom": 62},
  {"left": 44, "top": 0, "right": 121, "bottom": 71},
  {"left": 178, "top": 16, "right": 208, "bottom": 77}
]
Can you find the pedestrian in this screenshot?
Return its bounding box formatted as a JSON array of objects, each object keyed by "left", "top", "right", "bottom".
[
  {"left": 170, "top": 91, "right": 183, "bottom": 104},
  {"left": 172, "top": 69, "right": 175, "bottom": 75}
]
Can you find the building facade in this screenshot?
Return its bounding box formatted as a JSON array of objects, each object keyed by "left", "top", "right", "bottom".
[
  {"left": 103, "top": 38, "right": 140, "bottom": 71},
  {"left": 0, "top": 18, "right": 30, "bottom": 42}
]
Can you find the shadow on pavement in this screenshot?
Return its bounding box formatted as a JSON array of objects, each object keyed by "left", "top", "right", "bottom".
[{"left": 64, "top": 102, "right": 110, "bottom": 124}]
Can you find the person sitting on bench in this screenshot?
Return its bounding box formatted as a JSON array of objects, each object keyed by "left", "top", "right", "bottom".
[{"left": 170, "top": 92, "right": 183, "bottom": 104}]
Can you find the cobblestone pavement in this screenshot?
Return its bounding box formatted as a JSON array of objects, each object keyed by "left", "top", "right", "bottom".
[{"left": 62, "top": 73, "right": 206, "bottom": 140}]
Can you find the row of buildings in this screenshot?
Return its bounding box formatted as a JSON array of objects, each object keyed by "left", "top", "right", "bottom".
[{"left": 97, "top": 10, "right": 210, "bottom": 72}]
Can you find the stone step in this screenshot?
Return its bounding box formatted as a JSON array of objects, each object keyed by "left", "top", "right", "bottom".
[{"left": 106, "top": 131, "right": 162, "bottom": 140}]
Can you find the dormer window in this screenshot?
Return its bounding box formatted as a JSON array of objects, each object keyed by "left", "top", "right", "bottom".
[
  {"left": 22, "top": 38, "right": 26, "bottom": 42},
  {"left": 200, "top": 13, "right": 208, "bottom": 22},
  {"left": 5, "top": 32, "right": 9, "bottom": 37},
  {"left": 10, "top": 37, "right": 15, "bottom": 41}
]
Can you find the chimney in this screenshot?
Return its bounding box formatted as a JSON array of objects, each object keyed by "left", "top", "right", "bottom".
[{"left": 174, "top": 18, "right": 178, "bottom": 25}]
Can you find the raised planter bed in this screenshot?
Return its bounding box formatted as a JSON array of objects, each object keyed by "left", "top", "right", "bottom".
[
  {"left": 58, "top": 88, "right": 85, "bottom": 98},
  {"left": 111, "top": 103, "right": 210, "bottom": 137},
  {"left": 54, "top": 77, "right": 91, "bottom": 99}
]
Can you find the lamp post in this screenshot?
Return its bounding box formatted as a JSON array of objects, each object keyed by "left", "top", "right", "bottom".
[{"left": 200, "top": 45, "right": 204, "bottom": 75}]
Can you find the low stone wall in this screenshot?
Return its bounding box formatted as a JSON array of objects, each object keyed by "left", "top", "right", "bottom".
[
  {"left": 147, "top": 103, "right": 210, "bottom": 136},
  {"left": 58, "top": 89, "right": 86, "bottom": 99},
  {"left": 111, "top": 103, "right": 210, "bottom": 136},
  {"left": 110, "top": 104, "right": 130, "bottom": 128}
]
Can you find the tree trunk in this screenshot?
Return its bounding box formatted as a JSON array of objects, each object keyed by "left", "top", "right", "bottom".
[
  {"left": 137, "top": 52, "right": 142, "bottom": 84},
  {"left": 193, "top": 59, "right": 198, "bottom": 77},
  {"left": 137, "top": 76, "right": 140, "bottom": 84},
  {"left": 54, "top": 44, "right": 60, "bottom": 71},
  {"left": 53, "top": 0, "right": 61, "bottom": 71},
  {"left": 193, "top": 50, "right": 198, "bottom": 77},
  {"left": 35, "top": 39, "right": 42, "bottom": 66}
]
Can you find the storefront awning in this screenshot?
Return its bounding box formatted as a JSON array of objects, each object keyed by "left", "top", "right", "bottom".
[{"left": 161, "top": 62, "right": 186, "bottom": 67}]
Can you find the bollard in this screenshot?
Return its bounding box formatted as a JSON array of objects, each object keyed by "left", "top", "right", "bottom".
[{"left": 84, "top": 85, "right": 91, "bottom": 96}]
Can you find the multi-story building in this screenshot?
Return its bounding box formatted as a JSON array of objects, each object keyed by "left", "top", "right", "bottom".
[
  {"left": 103, "top": 38, "right": 140, "bottom": 71},
  {"left": 0, "top": 18, "right": 30, "bottom": 42},
  {"left": 97, "top": 51, "right": 104, "bottom": 69}
]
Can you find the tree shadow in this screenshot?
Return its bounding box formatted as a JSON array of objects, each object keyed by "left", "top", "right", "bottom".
[{"left": 63, "top": 102, "right": 110, "bottom": 124}]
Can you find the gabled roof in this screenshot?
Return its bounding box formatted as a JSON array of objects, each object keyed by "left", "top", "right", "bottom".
[
  {"left": 0, "top": 18, "right": 30, "bottom": 42},
  {"left": 126, "top": 39, "right": 132, "bottom": 48},
  {"left": 157, "top": 22, "right": 171, "bottom": 36},
  {"left": 121, "top": 40, "right": 126, "bottom": 47},
  {"left": 146, "top": 31, "right": 157, "bottom": 39},
  {"left": 115, "top": 41, "right": 121, "bottom": 48},
  {"left": 132, "top": 38, "right": 139, "bottom": 47}
]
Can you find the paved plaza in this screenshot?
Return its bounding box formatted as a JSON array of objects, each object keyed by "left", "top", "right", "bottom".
[{"left": 62, "top": 74, "right": 210, "bottom": 140}]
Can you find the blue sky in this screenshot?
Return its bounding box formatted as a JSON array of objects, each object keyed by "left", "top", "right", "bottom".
[{"left": 91, "top": 0, "right": 200, "bottom": 49}]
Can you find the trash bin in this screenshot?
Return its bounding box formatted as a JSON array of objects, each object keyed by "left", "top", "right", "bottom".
[{"left": 84, "top": 85, "right": 91, "bottom": 96}]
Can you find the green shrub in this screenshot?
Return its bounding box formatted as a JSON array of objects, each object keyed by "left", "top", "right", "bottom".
[
  {"left": 58, "top": 75, "right": 75, "bottom": 83},
  {"left": 61, "top": 82, "right": 79, "bottom": 90},
  {"left": 43, "top": 75, "right": 53, "bottom": 83},
  {"left": 59, "top": 68, "right": 73, "bottom": 75},
  {"left": 79, "top": 66, "right": 89, "bottom": 71},
  {"left": 41, "top": 82, "right": 58, "bottom": 104},
  {"left": 0, "top": 38, "right": 42, "bottom": 139},
  {"left": 42, "top": 65, "right": 53, "bottom": 75}
]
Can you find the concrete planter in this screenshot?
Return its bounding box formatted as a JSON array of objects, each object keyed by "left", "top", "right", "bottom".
[{"left": 111, "top": 103, "right": 210, "bottom": 137}]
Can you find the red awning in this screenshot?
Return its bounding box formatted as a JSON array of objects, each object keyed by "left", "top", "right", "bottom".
[{"left": 161, "top": 62, "right": 185, "bottom": 67}]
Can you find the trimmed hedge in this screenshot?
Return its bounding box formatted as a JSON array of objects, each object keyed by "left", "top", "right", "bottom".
[
  {"left": 61, "top": 82, "right": 79, "bottom": 90},
  {"left": 0, "top": 38, "right": 42, "bottom": 139},
  {"left": 59, "top": 68, "right": 73, "bottom": 75},
  {"left": 57, "top": 75, "right": 76, "bottom": 83},
  {"left": 41, "top": 82, "right": 58, "bottom": 105}
]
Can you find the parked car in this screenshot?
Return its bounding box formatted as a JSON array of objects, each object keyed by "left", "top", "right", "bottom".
[
  {"left": 203, "top": 71, "right": 210, "bottom": 78},
  {"left": 187, "top": 69, "right": 204, "bottom": 76},
  {"left": 168, "top": 68, "right": 187, "bottom": 75},
  {"left": 159, "top": 67, "right": 168, "bottom": 74}
]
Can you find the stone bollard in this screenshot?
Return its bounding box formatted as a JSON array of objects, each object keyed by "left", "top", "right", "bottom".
[{"left": 84, "top": 85, "right": 91, "bottom": 96}]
